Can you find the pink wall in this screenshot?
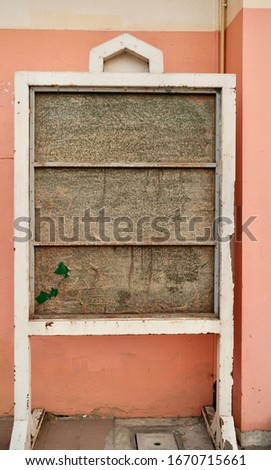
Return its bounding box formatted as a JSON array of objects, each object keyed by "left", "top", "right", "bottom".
[
  {"left": 242, "top": 9, "right": 271, "bottom": 431},
  {"left": 0, "top": 30, "right": 219, "bottom": 417},
  {"left": 2, "top": 15, "right": 270, "bottom": 431},
  {"left": 226, "top": 9, "right": 271, "bottom": 431}
]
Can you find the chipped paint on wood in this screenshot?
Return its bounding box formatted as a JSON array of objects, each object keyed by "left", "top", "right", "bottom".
[{"left": 28, "top": 317, "right": 222, "bottom": 336}]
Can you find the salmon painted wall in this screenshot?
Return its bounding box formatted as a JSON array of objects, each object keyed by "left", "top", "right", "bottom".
[
  {"left": 0, "top": 29, "right": 219, "bottom": 417},
  {"left": 226, "top": 5, "right": 271, "bottom": 432},
  {"left": 1, "top": 0, "right": 271, "bottom": 433},
  {"left": 241, "top": 8, "right": 271, "bottom": 431}
]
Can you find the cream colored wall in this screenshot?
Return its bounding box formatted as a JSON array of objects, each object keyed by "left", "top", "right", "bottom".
[
  {"left": 227, "top": 0, "right": 243, "bottom": 26},
  {"left": 0, "top": 0, "right": 219, "bottom": 31},
  {"left": 104, "top": 52, "right": 149, "bottom": 72},
  {"left": 227, "top": 0, "right": 271, "bottom": 26},
  {"left": 244, "top": 0, "right": 271, "bottom": 6}
]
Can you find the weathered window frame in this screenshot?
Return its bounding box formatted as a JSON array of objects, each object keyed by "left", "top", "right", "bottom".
[{"left": 11, "top": 72, "right": 236, "bottom": 450}]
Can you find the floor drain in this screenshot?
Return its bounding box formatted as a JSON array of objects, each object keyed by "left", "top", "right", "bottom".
[{"left": 136, "top": 432, "right": 182, "bottom": 450}]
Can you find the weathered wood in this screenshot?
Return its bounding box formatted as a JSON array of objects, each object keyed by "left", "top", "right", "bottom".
[
  {"left": 35, "top": 92, "right": 215, "bottom": 164},
  {"left": 34, "top": 246, "right": 214, "bottom": 317},
  {"left": 35, "top": 168, "right": 215, "bottom": 244}
]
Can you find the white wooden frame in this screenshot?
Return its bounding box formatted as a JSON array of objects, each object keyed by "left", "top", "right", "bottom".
[{"left": 10, "top": 72, "right": 236, "bottom": 450}]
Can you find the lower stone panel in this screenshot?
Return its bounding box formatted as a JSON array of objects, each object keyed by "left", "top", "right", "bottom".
[{"left": 34, "top": 245, "right": 214, "bottom": 317}]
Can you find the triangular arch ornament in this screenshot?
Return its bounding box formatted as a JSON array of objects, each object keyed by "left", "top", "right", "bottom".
[{"left": 89, "top": 33, "right": 164, "bottom": 73}]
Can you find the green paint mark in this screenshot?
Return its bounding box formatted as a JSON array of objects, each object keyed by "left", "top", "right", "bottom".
[
  {"left": 36, "top": 288, "right": 58, "bottom": 305},
  {"left": 36, "top": 291, "right": 50, "bottom": 305},
  {"left": 50, "top": 288, "right": 58, "bottom": 297},
  {"left": 165, "top": 88, "right": 172, "bottom": 93},
  {"left": 54, "top": 262, "right": 70, "bottom": 278},
  {"left": 36, "top": 262, "right": 69, "bottom": 305}
]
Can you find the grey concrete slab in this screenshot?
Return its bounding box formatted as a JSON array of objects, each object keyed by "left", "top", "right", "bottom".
[
  {"left": 34, "top": 415, "right": 114, "bottom": 450},
  {"left": 136, "top": 432, "right": 178, "bottom": 450},
  {"left": 112, "top": 417, "right": 214, "bottom": 450}
]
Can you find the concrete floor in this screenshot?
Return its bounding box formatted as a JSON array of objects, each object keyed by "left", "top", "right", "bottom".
[
  {"left": 106, "top": 417, "right": 214, "bottom": 450},
  {"left": 1, "top": 415, "right": 214, "bottom": 450},
  {"left": 1, "top": 415, "right": 270, "bottom": 450},
  {"left": 35, "top": 414, "right": 114, "bottom": 450}
]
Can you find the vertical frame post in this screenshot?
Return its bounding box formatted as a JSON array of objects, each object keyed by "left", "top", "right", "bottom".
[
  {"left": 10, "top": 78, "right": 32, "bottom": 449},
  {"left": 215, "top": 83, "right": 237, "bottom": 448},
  {"left": 203, "top": 82, "right": 237, "bottom": 450}
]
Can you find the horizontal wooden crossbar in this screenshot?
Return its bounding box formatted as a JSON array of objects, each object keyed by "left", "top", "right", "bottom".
[{"left": 28, "top": 317, "right": 221, "bottom": 336}]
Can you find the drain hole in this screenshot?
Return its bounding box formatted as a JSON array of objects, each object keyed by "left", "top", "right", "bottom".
[{"left": 154, "top": 442, "right": 161, "bottom": 446}]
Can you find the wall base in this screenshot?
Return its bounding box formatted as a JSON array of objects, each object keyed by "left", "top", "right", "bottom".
[{"left": 236, "top": 428, "right": 271, "bottom": 448}]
